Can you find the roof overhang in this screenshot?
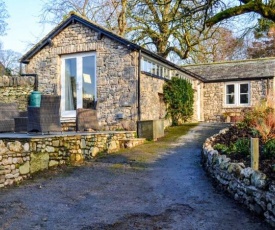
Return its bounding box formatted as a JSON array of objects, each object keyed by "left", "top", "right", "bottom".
[{"left": 204, "top": 76, "right": 274, "bottom": 83}]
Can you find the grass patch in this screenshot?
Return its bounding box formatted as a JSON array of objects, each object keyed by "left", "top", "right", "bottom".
[{"left": 103, "top": 123, "right": 198, "bottom": 167}]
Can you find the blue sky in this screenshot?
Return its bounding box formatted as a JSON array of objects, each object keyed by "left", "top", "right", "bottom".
[{"left": 1, "top": 0, "right": 52, "bottom": 54}]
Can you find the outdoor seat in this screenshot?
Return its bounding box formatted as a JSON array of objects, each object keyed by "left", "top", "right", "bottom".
[
  {"left": 76, "top": 108, "right": 100, "bottom": 132},
  {"left": 14, "top": 111, "right": 28, "bottom": 132},
  {"left": 27, "top": 95, "right": 62, "bottom": 133},
  {"left": 0, "top": 102, "right": 19, "bottom": 132}
]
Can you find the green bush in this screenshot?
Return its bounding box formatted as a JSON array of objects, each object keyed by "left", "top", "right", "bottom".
[
  {"left": 163, "top": 77, "right": 194, "bottom": 125},
  {"left": 263, "top": 139, "right": 275, "bottom": 158},
  {"left": 214, "top": 138, "right": 250, "bottom": 157},
  {"left": 213, "top": 143, "right": 229, "bottom": 154},
  {"left": 234, "top": 138, "right": 250, "bottom": 157}
]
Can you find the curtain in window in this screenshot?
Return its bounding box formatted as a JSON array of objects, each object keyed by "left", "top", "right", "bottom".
[{"left": 65, "top": 59, "right": 75, "bottom": 110}]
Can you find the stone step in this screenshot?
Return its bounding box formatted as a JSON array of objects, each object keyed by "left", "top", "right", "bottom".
[{"left": 119, "top": 138, "right": 146, "bottom": 149}]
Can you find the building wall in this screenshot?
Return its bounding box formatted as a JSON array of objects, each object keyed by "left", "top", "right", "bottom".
[
  {"left": 25, "top": 22, "right": 138, "bottom": 130},
  {"left": 0, "top": 76, "right": 35, "bottom": 111},
  {"left": 140, "top": 73, "right": 166, "bottom": 121},
  {"left": 203, "top": 79, "right": 273, "bottom": 122},
  {"left": 140, "top": 72, "right": 200, "bottom": 124}
]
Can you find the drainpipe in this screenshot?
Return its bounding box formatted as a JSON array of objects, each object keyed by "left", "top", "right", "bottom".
[
  {"left": 267, "top": 78, "right": 270, "bottom": 96},
  {"left": 137, "top": 49, "right": 141, "bottom": 121},
  {"left": 20, "top": 63, "right": 38, "bottom": 91}
]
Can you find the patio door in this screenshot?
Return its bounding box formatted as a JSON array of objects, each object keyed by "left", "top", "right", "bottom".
[{"left": 61, "top": 52, "right": 96, "bottom": 118}]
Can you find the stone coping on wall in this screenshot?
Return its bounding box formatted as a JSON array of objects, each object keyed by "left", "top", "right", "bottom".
[
  {"left": 0, "top": 131, "right": 136, "bottom": 139},
  {"left": 202, "top": 128, "right": 275, "bottom": 227}
]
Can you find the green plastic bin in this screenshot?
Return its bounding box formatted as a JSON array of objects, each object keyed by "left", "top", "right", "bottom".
[{"left": 29, "top": 91, "right": 41, "bottom": 107}]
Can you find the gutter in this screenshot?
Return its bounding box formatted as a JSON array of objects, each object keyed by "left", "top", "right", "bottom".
[{"left": 204, "top": 76, "right": 274, "bottom": 83}]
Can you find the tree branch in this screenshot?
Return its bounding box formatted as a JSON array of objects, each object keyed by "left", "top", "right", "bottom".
[{"left": 207, "top": 1, "right": 275, "bottom": 27}]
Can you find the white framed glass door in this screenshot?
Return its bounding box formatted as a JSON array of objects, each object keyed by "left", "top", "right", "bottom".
[{"left": 61, "top": 52, "right": 96, "bottom": 118}]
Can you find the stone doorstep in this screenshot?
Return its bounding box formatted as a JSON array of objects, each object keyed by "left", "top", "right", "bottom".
[{"left": 119, "top": 138, "right": 146, "bottom": 149}]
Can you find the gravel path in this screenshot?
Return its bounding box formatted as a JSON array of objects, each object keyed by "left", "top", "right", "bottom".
[{"left": 0, "top": 123, "right": 272, "bottom": 230}]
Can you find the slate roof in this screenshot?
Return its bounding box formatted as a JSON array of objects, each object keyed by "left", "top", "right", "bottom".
[
  {"left": 20, "top": 12, "right": 205, "bottom": 82},
  {"left": 183, "top": 58, "right": 275, "bottom": 82}
]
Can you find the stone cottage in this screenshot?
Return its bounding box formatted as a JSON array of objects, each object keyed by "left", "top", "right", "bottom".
[
  {"left": 19, "top": 12, "right": 275, "bottom": 130},
  {"left": 184, "top": 59, "right": 275, "bottom": 122},
  {"left": 20, "top": 12, "right": 203, "bottom": 131}
]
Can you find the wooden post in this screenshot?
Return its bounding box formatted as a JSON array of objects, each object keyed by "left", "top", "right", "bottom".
[{"left": 251, "top": 138, "right": 259, "bottom": 170}]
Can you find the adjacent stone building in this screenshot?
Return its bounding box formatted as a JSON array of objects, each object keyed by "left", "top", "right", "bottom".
[
  {"left": 184, "top": 59, "right": 275, "bottom": 122},
  {"left": 19, "top": 12, "right": 275, "bottom": 130}
]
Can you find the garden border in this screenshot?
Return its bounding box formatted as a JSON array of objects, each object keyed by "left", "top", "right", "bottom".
[{"left": 202, "top": 127, "right": 275, "bottom": 227}]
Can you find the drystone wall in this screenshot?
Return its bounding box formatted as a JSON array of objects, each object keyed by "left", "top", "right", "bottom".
[
  {"left": 202, "top": 128, "right": 275, "bottom": 227},
  {"left": 0, "top": 131, "right": 137, "bottom": 188},
  {"left": 0, "top": 75, "right": 35, "bottom": 110},
  {"left": 26, "top": 22, "right": 138, "bottom": 131},
  {"left": 203, "top": 79, "right": 273, "bottom": 122}
]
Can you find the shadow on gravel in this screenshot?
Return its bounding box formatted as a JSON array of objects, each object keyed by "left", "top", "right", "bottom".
[
  {"left": 92, "top": 123, "right": 228, "bottom": 169},
  {"left": 82, "top": 204, "right": 194, "bottom": 230}
]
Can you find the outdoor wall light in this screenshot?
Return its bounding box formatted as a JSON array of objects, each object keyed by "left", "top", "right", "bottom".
[{"left": 47, "top": 38, "right": 53, "bottom": 47}]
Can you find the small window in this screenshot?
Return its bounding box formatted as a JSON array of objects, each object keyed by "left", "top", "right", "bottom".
[
  {"left": 240, "top": 83, "right": 249, "bottom": 104},
  {"left": 226, "top": 84, "right": 235, "bottom": 104},
  {"left": 225, "top": 82, "right": 250, "bottom": 106}
]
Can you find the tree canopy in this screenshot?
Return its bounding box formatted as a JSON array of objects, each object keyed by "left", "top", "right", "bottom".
[
  {"left": 40, "top": 0, "right": 224, "bottom": 61},
  {"left": 206, "top": 0, "right": 275, "bottom": 26},
  {"left": 127, "top": 0, "right": 215, "bottom": 59}
]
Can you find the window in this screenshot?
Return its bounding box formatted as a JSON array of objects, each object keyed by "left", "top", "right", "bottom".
[
  {"left": 141, "top": 57, "right": 193, "bottom": 82},
  {"left": 225, "top": 82, "right": 249, "bottom": 106},
  {"left": 141, "top": 57, "right": 171, "bottom": 79}
]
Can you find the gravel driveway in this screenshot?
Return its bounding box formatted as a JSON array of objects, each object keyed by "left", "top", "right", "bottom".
[{"left": 0, "top": 123, "right": 272, "bottom": 230}]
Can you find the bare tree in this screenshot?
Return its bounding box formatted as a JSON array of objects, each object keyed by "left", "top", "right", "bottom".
[
  {"left": 186, "top": 27, "right": 244, "bottom": 63},
  {"left": 40, "top": 0, "right": 128, "bottom": 35},
  {"left": 247, "top": 24, "right": 275, "bottom": 58},
  {"left": 40, "top": 0, "right": 233, "bottom": 61},
  {"left": 127, "top": 0, "right": 217, "bottom": 60},
  {"left": 0, "top": 49, "right": 21, "bottom": 76}
]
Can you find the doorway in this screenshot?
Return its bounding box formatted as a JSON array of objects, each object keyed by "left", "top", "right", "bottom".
[{"left": 61, "top": 52, "right": 96, "bottom": 118}]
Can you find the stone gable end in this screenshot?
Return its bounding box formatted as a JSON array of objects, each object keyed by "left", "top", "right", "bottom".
[{"left": 25, "top": 22, "right": 138, "bottom": 130}]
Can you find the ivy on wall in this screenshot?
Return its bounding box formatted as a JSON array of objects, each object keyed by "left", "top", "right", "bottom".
[{"left": 163, "top": 77, "right": 194, "bottom": 125}]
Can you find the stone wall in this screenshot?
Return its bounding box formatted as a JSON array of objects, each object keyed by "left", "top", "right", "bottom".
[
  {"left": 0, "top": 75, "right": 35, "bottom": 111},
  {"left": 202, "top": 129, "right": 275, "bottom": 227},
  {"left": 0, "top": 131, "right": 137, "bottom": 188},
  {"left": 26, "top": 22, "right": 138, "bottom": 130},
  {"left": 203, "top": 79, "right": 273, "bottom": 122}
]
